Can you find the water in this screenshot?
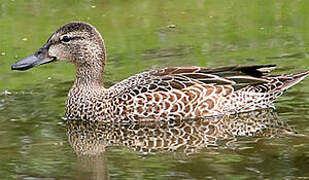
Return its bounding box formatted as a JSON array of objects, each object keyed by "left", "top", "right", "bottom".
[{"left": 1, "top": 0, "right": 309, "bottom": 179}]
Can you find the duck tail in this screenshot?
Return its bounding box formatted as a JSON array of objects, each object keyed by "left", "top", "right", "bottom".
[{"left": 280, "top": 70, "right": 309, "bottom": 91}]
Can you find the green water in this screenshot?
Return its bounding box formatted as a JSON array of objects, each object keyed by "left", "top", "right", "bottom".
[{"left": 1, "top": 0, "right": 309, "bottom": 179}]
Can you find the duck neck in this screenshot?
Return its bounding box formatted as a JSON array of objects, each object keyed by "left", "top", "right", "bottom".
[
  {"left": 73, "top": 62, "right": 105, "bottom": 88},
  {"left": 72, "top": 32, "right": 107, "bottom": 90}
]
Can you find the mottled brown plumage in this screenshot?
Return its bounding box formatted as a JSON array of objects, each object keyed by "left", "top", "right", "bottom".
[{"left": 11, "top": 22, "right": 309, "bottom": 122}]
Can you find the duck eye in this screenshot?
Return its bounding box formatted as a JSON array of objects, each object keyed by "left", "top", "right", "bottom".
[{"left": 61, "top": 35, "right": 71, "bottom": 42}]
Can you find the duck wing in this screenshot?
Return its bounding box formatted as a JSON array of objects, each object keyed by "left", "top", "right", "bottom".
[
  {"left": 151, "top": 65, "right": 276, "bottom": 91},
  {"left": 109, "top": 65, "right": 276, "bottom": 97}
]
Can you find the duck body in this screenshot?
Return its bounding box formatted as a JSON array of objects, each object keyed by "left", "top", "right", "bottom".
[
  {"left": 11, "top": 22, "right": 309, "bottom": 122},
  {"left": 65, "top": 65, "right": 308, "bottom": 122}
]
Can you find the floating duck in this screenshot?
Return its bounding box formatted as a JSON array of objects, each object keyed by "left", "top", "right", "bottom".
[{"left": 11, "top": 22, "right": 309, "bottom": 122}]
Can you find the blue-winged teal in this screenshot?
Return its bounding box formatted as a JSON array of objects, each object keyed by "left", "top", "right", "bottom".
[{"left": 12, "top": 22, "right": 309, "bottom": 122}]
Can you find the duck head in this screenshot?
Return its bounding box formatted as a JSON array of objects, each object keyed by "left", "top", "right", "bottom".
[{"left": 11, "top": 22, "right": 106, "bottom": 75}]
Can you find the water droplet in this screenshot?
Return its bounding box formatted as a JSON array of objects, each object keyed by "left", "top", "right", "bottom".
[
  {"left": 168, "top": 24, "right": 176, "bottom": 28},
  {"left": 22, "top": 38, "right": 28, "bottom": 41},
  {"left": 1, "top": 52, "right": 5, "bottom": 56},
  {"left": 3, "top": 90, "right": 12, "bottom": 95}
]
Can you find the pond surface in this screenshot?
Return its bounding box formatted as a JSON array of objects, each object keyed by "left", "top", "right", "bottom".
[{"left": 1, "top": 0, "right": 309, "bottom": 179}]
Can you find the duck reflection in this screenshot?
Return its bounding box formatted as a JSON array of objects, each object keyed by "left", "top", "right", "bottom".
[
  {"left": 66, "top": 109, "right": 296, "bottom": 156},
  {"left": 66, "top": 109, "right": 296, "bottom": 180}
]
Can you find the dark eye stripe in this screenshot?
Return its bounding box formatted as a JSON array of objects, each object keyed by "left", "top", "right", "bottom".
[{"left": 60, "top": 36, "right": 84, "bottom": 43}]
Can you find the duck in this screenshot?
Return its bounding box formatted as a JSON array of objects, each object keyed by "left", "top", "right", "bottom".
[{"left": 11, "top": 22, "right": 309, "bottom": 122}]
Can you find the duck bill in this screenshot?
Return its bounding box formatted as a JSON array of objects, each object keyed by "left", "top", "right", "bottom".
[{"left": 11, "top": 43, "right": 56, "bottom": 71}]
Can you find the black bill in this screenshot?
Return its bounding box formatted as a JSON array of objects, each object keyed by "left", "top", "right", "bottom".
[{"left": 11, "top": 43, "right": 56, "bottom": 71}]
